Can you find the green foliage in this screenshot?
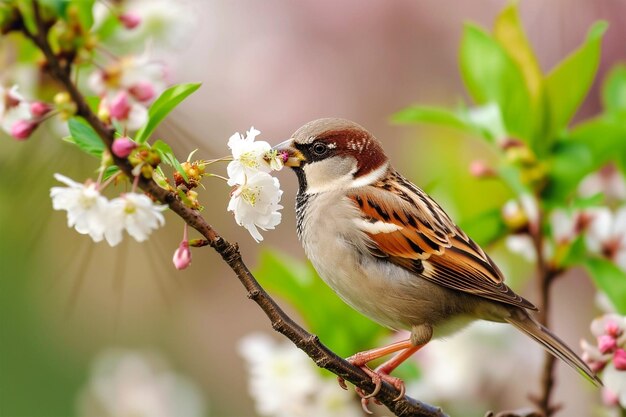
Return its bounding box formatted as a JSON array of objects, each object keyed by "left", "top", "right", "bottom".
[
  {"left": 544, "top": 22, "right": 607, "bottom": 139},
  {"left": 135, "top": 83, "right": 202, "bottom": 144},
  {"left": 254, "top": 250, "right": 389, "bottom": 357},
  {"left": 584, "top": 258, "right": 626, "bottom": 314},
  {"left": 460, "top": 24, "right": 532, "bottom": 141},
  {"left": 64, "top": 117, "right": 105, "bottom": 157},
  {"left": 151, "top": 139, "right": 188, "bottom": 182},
  {"left": 395, "top": 2, "right": 625, "bottom": 312},
  {"left": 460, "top": 208, "right": 508, "bottom": 247}
]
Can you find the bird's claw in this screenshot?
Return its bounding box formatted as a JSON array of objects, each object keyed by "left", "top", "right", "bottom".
[{"left": 336, "top": 360, "right": 406, "bottom": 413}]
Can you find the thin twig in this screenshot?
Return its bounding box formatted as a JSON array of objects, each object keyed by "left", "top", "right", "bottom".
[{"left": 22, "top": 2, "right": 446, "bottom": 416}]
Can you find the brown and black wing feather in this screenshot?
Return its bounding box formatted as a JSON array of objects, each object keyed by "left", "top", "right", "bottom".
[{"left": 349, "top": 170, "right": 537, "bottom": 311}]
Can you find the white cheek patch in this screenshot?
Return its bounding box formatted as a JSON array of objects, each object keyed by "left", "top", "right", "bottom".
[
  {"left": 349, "top": 162, "right": 389, "bottom": 188},
  {"left": 303, "top": 157, "right": 358, "bottom": 194},
  {"left": 353, "top": 218, "right": 403, "bottom": 234}
]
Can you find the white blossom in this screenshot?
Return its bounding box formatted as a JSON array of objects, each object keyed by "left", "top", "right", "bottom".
[
  {"left": 466, "top": 103, "right": 507, "bottom": 142},
  {"left": 308, "top": 379, "right": 362, "bottom": 417},
  {"left": 585, "top": 207, "right": 626, "bottom": 271},
  {"left": 88, "top": 56, "right": 167, "bottom": 104},
  {"left": 76, "top": 349, "right": 206, "bottom": 417},
  {"left": 550, "top": 209, "right": 577, "bottom": 244},
  {"left": 50, "top": 174, "right": 167, "bottom": 247},
  {"left": 0, "top": 85, "right": 33, "bottom": 135},
  {"left": 579, "top": 165, "right": 626, "bottom": 201},
  {"left": 107, "top": 193, "right": 167, "bottom": 246},
  {"left": 228, "top": 171, "right": 282, "bottom": 242},
  {"left": 226, "top": 127, "right": 273, "bottom": 186},
  {"left": 50, "top": 174, "right": 109, "bottom": 242},
  {"left": 603, "top": 363, "right": 626, "bottom": 408},
  {"left": 238, "top": 333, "right": 320, "bottom": 417}
]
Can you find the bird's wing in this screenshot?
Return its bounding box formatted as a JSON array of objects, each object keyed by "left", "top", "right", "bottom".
[{"left": 348, "top": 171, "right": 537, "bottom": 311}]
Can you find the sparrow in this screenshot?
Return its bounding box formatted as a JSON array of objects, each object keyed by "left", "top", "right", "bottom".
[{"left": 273, "top": 118, "right": 600, "bottom": 406}]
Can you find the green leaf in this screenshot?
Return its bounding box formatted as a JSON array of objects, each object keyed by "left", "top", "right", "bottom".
[
  {"left": 494, "top": 3, "right": 543, "bottom": 102},
  {"left": 151, "top": 139, "right": 188, "bottom": 182},
  {"left": 459, "top": 24, "right": 532, "bottom": 141},
  {"left": 254, "top": 250, "right": 388, "bottom": 356},
  {"left": 545, "top": 22, "right": 607, "bottom": 136},
  {"left": 392, "top": 106, "right": 472, "bottom": 130},
  {"left": 584, "top": 257, "right": 626, "bottom": 314},
  {"left": 102, "top": 165, "right": 120, "bottom": 180},
  {"left": 493, "top": 2, "right": 546, "bottom": 145},
  {"left": 73, "top": 0, "right": 95, "bottom": 30},
  {"left": 602, "top": 64, "right": 626, "bottom": 117},
  {"left": 135, "top": 83, "right": 201, "bottom": 144},
  {"left": 66, "top": 117, "right": 105, "bottom": 157},
  {"left": 460, "top": 208, "right": 508, "bottom": 247}
]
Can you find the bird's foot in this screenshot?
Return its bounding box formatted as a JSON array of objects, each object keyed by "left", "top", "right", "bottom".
[{"left": 336, "top": 358, "right": 406, "bottom": 414}]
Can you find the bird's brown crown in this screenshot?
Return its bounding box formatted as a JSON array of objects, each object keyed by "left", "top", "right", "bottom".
[{"left": 291, "top": 118, "right": 388, "bottom": 179}]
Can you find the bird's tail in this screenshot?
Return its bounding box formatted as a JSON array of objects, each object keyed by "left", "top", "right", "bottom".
[{"left": 505, "top": 311, "right": 602, "bottom": 386}]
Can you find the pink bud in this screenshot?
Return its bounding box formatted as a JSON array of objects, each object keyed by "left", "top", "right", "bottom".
[
  {"left": 10, "top": 119, "right": 37, "bottom": 140},
  {"left": 614, "top": 348, "right": 626, "bottom": 370},
  {"left": 598, "top": 334, "right": 617, "bottom": 354},
  {"left": 30, "top": 101, "right": 51, "bottom": 117},
  {"left": 112, "top": 137, "right": 137, "bottom": 158},
  {"left": 602, "top": 388, "right": 620, "bottom": 406},
  {"left": 108, "top": 91, "right": 131, "bottom": 120},
  {"left": 598, "top": 334, "right": 618, "bottom": 354},
  {"left": 119, "top": 12, "right": 141, "bottom": 29},
  {"left": 469, "top": 160, "right": 495, "bottom": 178},
  {"left": 173, "top": 241, "right": 192, "bottom": 270},
  {"left": 605, "top": 320, "right": 622, "bottom": 338},
  {"left": 129, "top": 81, "right": 156, "bottom": 102}
]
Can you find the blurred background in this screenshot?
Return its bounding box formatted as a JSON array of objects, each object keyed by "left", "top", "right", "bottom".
[{"left": 1, "top": 0, "right": 625, "bottom": 416}]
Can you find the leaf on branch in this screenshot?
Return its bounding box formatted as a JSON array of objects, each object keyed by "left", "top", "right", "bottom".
[
  {"left": 460, "top": 23, "right": 532, "bottom": 141},
  {"left": 65, "top": 117, "right": 106, "bottom": 158},
  {"left": 584, "top": 257, "right": 626, "bottom": 314},
  {"left": 460, "top": 208, "right": 508, "bottom": 247},
  {"left": 602, "top": 64, "right": 626, "bottom": 119},
  {"left": 493, "top": 2, "right": 547, "bottom": 150},
  {"left": 134, "top": 83, "right": 202, "bottom": 144},
  {"left": 545, "top": 21, "right": 608, "bottom": 137},
  {"left": 151, "top": 139, "right": 189, "bottom": 182}
]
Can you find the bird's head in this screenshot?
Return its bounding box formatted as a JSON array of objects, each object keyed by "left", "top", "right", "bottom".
[{"left": 273, "top": 118, "right": 389, "bottom": 194}]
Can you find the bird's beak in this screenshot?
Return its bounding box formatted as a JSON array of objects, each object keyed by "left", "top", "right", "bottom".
[{"left": 273, "top": 139, "right": 305, "bottom": 168}]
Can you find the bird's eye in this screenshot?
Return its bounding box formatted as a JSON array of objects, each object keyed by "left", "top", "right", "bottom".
[{"left": 312, "top": 142, "right": 328, "bottom": 157}]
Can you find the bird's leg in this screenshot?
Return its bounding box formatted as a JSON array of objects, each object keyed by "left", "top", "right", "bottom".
[
  {"left": 373, "top": 344, "right": 422, "bottom": 400},
  {"left": 338, "top": 338, "right": 423, "bottom": 413}
]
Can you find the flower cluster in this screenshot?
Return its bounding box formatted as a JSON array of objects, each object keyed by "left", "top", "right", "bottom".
[
  {"left": 581, "top": 314, "right": 626, "bottom": 408},
  {"left": 50, "top": 174, "right": 166, "bottom": 246},
  {"left": 239, "top": 333, "right": 362, "bottom": 417},
  {"left": 503, "top": 198, "right": 626, "bottom": 272},
  {"left": 76, "top": 349, "right": 207, "bottom": 417},
  {"left": 0, "top": 85, "right": 52, "bottom": 140},
  {"left": 89, "top": 56, "right": 168, "bottom": 131},
  {"left": 226, "top": 127, "right": 286, "bottom": 242}
]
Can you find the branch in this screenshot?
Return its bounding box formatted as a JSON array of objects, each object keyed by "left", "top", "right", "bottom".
[{"left": 22, "top": 3, "right": 446, "bottom": 416}]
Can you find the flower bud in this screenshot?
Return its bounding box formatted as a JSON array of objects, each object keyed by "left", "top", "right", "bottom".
[
  {"left": 109, "top": 91, "right": 131, "bottom": 120},
  {"left": 11, "top": 119, "right": 37, "bottom": 140},
  {"left": 173, "top": 241, "right": 191, "bottom": 270},
  {"left": 602, "top": 388, "right": 619, "bottom": 407},
  {"left": 469, "top": 160, "right": 495, "bottom": 178},
  {"left": 53, "top": 92, "right": 71, "bottom": 106},
  {"left": 598, "top": 334, "right": 617, "bottom": 354},
  {"left": 129, "top": 81, "right": 155, "bottom": 102},
  {"left": 112, "top": 137, "right": 137, "bottom": 158},
  {"left": 605, "top": 320, "right": 622, "bottom": 338},
  {"left": 119, "top": 12, "right": 141, "bottom": 29},
  {"left": 613, "top": 348, "right": 626, "bottom": 370},
  {"left": 30, "top": 101, "right": 51, "bottom": 117}
]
